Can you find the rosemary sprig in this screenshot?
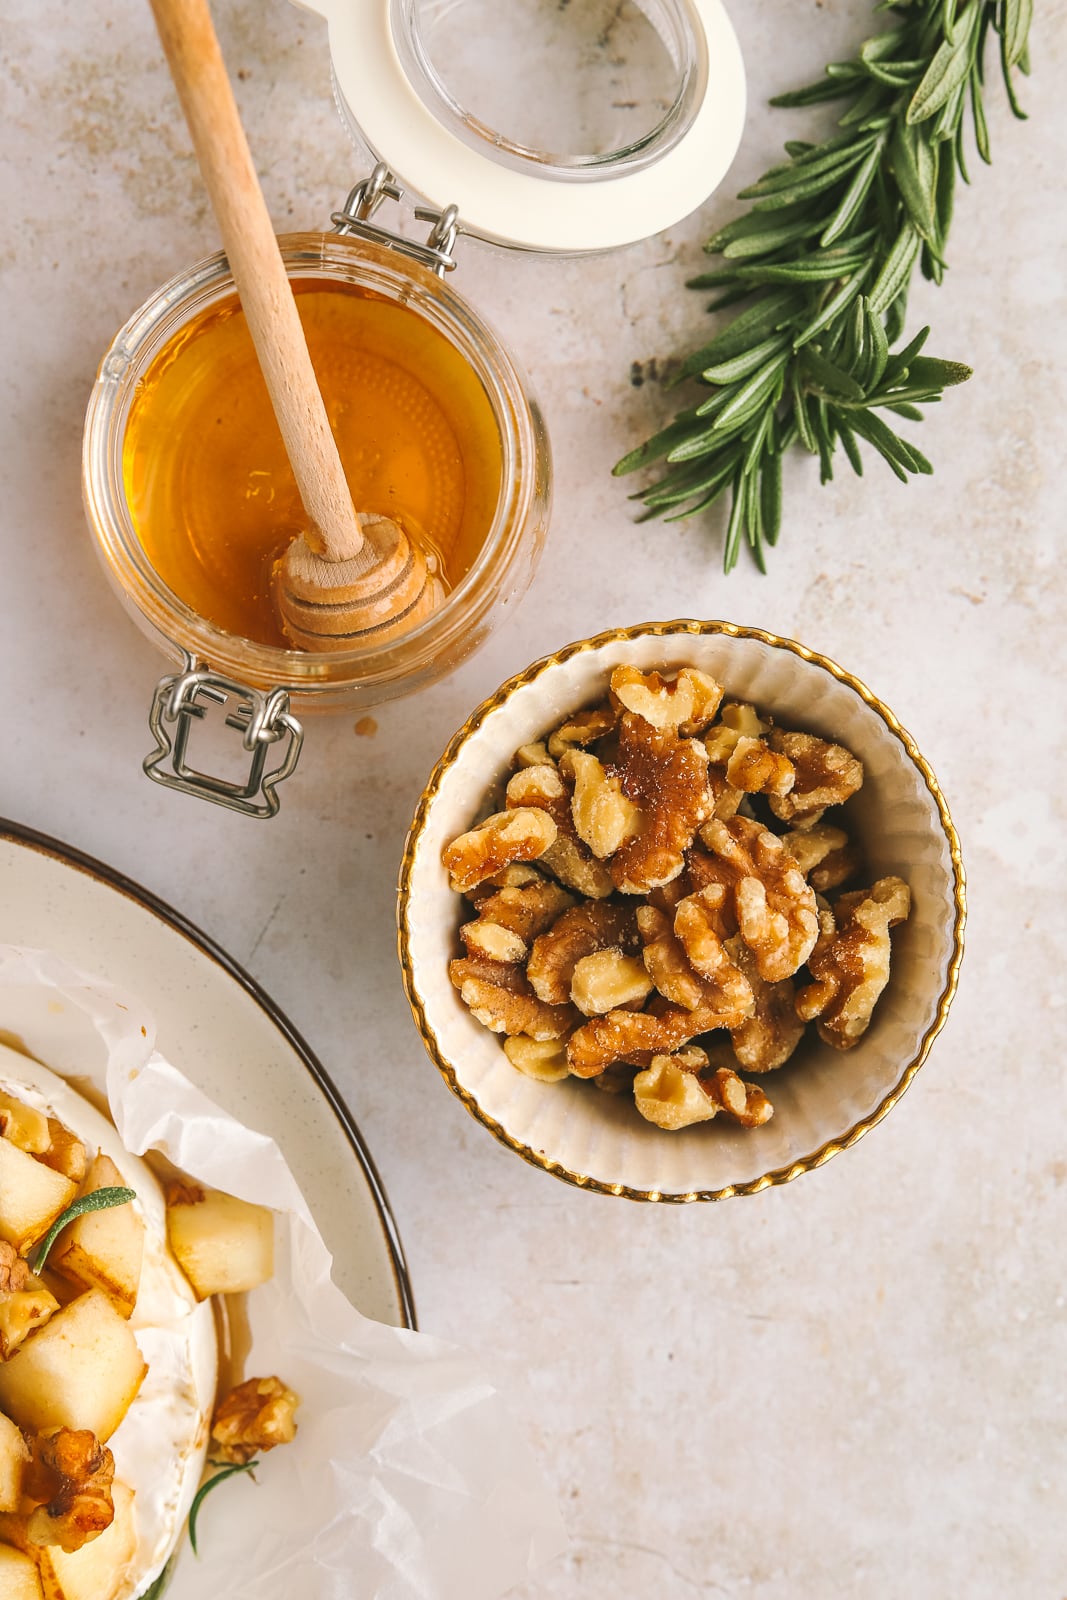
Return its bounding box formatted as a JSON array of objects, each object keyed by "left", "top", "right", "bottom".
[
  {"left": 29, "top": 1187, "right": 136, "bottom": 1274},
  {"left": 187, "top": 1459, "right": 259, "bottom": 1556},
  {"left": 615, "top": 0, "right": 1032, "bottom": 572}
]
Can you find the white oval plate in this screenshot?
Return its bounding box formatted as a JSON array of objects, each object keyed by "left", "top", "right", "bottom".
[{"left": 0, "top": 819, "right": 414, "bottom": 1329}]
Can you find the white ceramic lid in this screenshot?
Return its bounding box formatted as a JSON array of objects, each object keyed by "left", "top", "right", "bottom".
[{"left": 293, "top": 0, "right": 746, "bottom": 252}]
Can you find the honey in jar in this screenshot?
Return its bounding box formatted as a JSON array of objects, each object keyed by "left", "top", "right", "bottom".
[{"left": 122, "top": 279, "right": 504, "bottom": 649}]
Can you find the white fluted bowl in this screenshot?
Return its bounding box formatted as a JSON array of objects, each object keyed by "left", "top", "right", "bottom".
[{"left": 398, "top": 621, "right": 965, "bottom": 1201}]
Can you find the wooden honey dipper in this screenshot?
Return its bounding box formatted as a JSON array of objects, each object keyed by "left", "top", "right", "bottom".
[{"left": 149, "top": 0, "right": 441, "bottom": 650}]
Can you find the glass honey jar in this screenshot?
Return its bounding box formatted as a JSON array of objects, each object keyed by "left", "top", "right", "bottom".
[{"left": 82, "top": 0, "right": 745, "bottom": 816}]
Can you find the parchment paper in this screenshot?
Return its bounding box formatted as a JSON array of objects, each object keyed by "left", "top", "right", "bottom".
[{"left": 0, "top": 944, "right": 566, "bottom": 1600}]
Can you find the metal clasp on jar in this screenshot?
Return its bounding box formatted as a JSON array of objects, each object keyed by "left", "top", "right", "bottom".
[
  {"left": 331, "top": 163, "right": 462, "bottom": 278},
  {"left": 144, "top": 656, "right": 304, "bottom": 819}
]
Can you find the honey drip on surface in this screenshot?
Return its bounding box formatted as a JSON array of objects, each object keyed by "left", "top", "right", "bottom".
[
  {"left": 122, "top": 281, "right": 504, "bottom": 648},
  {"left": 211, "top": 1292, "right": 253, "bottom": 1406}
]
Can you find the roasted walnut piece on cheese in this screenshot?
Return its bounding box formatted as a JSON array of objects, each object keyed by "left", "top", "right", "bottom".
[
  {"left": 211, "top": 1376, "right": 300, "bottom": 1466},
  {"left": 24, "top": 1428, "right": 117, "bottom": 1553},
  {"left": 0, "top": 1244, "right": 29, "bottom": 1295},
  {"left": 442, "top": 665, "right": 910, "bottom": 1132}
]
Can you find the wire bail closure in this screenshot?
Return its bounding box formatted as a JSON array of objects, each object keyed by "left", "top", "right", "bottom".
[
  {"left": 331, "top": 162, "right": 461, "bottom": 277},
  {"left": 144, "top": 656, "right": 304, "bottom": 818}
]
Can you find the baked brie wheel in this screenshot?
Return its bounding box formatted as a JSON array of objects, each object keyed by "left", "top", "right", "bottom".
[{"left": 0, "top": 1044, "right": 217, "bottom": 1600}]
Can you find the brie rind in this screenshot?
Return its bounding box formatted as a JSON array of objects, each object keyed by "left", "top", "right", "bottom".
[{"left": 0, "top": 1044, "right": 217, "bottom": 1599}]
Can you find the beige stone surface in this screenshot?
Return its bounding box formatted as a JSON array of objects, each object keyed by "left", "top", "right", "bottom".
[{"left": 1, "top": 0, "right": 1065, "bottom": 1595}]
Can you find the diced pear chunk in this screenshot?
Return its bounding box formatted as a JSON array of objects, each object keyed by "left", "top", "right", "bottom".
[
  {"left": 0, "top": 1092, "right": 50, "bottom": 1156},
  {"left": 37, "top": 1120, "right": 87, "bottom": 1186},
  {"left": 0, "top": 1410, "right": 29, "bottom": 1513},
  {"left": 35, "top": 1272, "right": 80, "bottom": 1310},
  {"left": 0, "top": 1292, "right": 147, "bottom": 1442},
  {"left": 0, "top": 1283, "right": 60, "bottom": 1360},
  {"left": 36, "top": 1481, "right": 136, "bottom": 1600},
  {"left": 0, "top": 1141, "right": 76, "bottom": 1257},
  {"left": 165, "top": 1185, "right": 274, "bottom": 1301},
  {"left": 0, "top": 1542, "right": 43, "bottom": 1600},
  {"left": 50, "top": 1155, "right": 143, "bottom": 1319}
]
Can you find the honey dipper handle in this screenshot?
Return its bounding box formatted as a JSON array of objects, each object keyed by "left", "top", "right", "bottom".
[{"left": 148, "top": 0, "right": 366, "bottom": 566}]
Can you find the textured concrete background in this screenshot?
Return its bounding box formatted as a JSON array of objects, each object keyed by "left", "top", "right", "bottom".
[{"left": 2, "top": 0, "right": 1065, "bottom": 1594}]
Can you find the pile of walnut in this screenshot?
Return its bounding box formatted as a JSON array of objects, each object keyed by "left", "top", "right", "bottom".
[
  {"left": 443, "top": 665, "right": 911, "bottom": 1133},
  {"left": 0, "top": 1086, "right": 298, "bottom": 1600}
]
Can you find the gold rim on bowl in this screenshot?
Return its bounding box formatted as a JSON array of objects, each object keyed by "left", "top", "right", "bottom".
[{"left": 397, "top": 618, "right": 967, "bottom": 1202}]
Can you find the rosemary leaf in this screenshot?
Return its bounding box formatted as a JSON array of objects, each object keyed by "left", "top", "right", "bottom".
[
  {"left": 1002, "top": 0, "right": 1033, "bottom": 67},
  {"left": 760, "top": 447, "right": 783, "bottom": 544},
  {"left": 749, "top": 158, "right": 872, "bottom": 211},
  {"left": 847, "top": 409, "right": 924, "bottom": 476},
  {"left": 820, "top": 139, "right": 885, "bottom": 244},
  {"left": 792, "top": 264, "right": 873, "bottom": 350},
  {"left": 970, "top": 68, "right": 991, "bottom": 162},
  {"left": 839, "top": 80, "right": 892, "bottom": 127},
  {"left": 702, "top": 334, "right": 792, "bottom": 385},
  {"left": 188, "top": 1461, "right": 259, "bottom": 1557},
  {"left": 868, "top": 223, "right": 921, "bottom": 314},
  {"left": 613, "top": 407, "right": 705, "bottom": 474},
  {"left": 791, "top": 366, "right": 819, "bottom": 456},
  {"left": 890, "top": 121, "right": 939, "bottom": 239},
  {"left": 999, "top": 25, "right": 1029, "bottom": 119},
  {"left": 884, "top": 354, "right": 973, "bottom": 389},
  {"left": 933, "top": 79, "right": 967, "bottom": 141},
  {"left": 881, "top": 324, "right": 931, "bottom": 382},
  {"left": 30, "top": 1188, "right": 136, "bottom": 1274},
  {"left": 722, "top": 215, "right": 826, "bottom": 260},
  {"left": 863, "top": 299, "right": 891, "bottom": 387},
  {"left": 723, "top": 472, "right": 748, "bottom": 572},
  {"left": 860, "top": 30, "right": 904, "bottom": 64},
  {"left": 671, "top": 291, "right": 799, "bottom": 379},
  {"left": 907, "top": 1, "right": 980, "bottom": 123},
  {"left": 800, "top": 347, "right": 866, "bottom": 401},
  {"left": 838, "top": 419, "right": 866, "bottom": 476},
  {"left": 885, "top": 401, "right": 925, "bottom": 420},
  {"left": 712, "top": 352, "right": 792, "bottom": 431},
  {"left": 728, "top": 245, "right": 871, "bottom": 285},
  {"left": 770, "top": 76, "right": 860, "bottom": 109},
  {"left": 662, "top": 476, "right": 734, "bottom": 521}
]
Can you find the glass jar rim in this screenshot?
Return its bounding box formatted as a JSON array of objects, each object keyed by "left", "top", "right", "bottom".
[
  {"left": 83, "top": 232, "right": 542, "bottom": 697},
  {"left": 390, "top": 0, "right": 707, "bottom": 181}
]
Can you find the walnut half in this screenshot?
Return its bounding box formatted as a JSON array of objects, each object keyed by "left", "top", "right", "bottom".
[
  {"left": 211, "top": 1376, "right": 300, "bottom": 1465},
  {"left": 795, "top": 877, "right": 911, "bottom": 1049},
  {"left": 633, "top": 1054, "right": 718, "bottom": 1131},
  {"left": 443, "top": 809, "right": 557, "bottom": 894},
  {"left": 25, "top": 1428, "right": 116, "bottom": 1553},
  {"left": 0, "top": 1241, "right": 30, "bottom": 1294}
]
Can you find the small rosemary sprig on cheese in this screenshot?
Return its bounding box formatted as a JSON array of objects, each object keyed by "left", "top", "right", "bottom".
[
  {"left": 615, "top": 0, "right": 1032, "bottom": 571},
  {"left": 29, "top": 1187, "right": 136, "bottom": 1274},
  {"left": 187, "top": 1459, "right": 259, "bottom": 1556}
]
